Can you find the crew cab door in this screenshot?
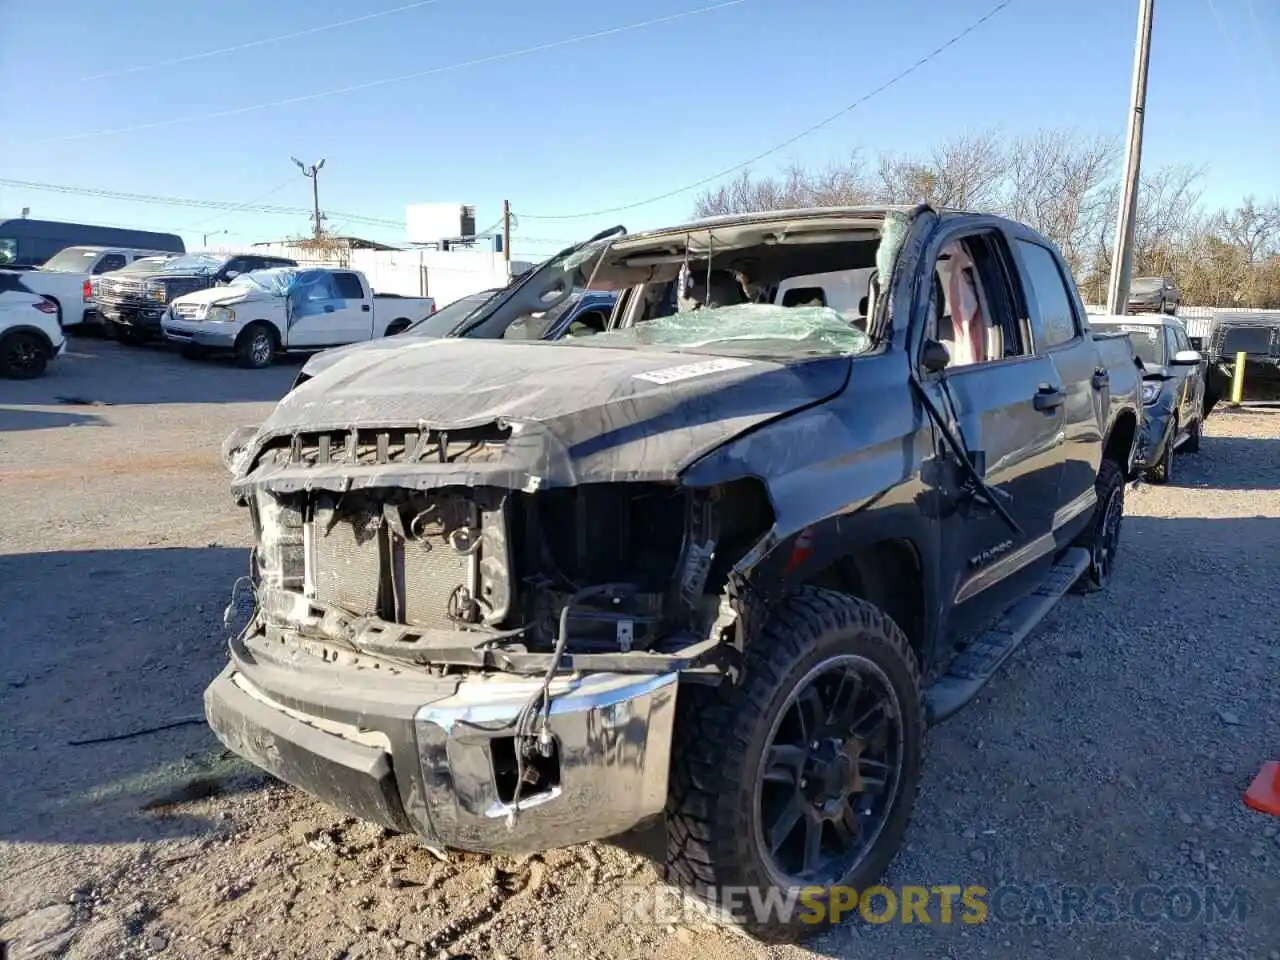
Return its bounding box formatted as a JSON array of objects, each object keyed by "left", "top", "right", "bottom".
[
  {"left": 1169, "top": 324, "right": 1204, "bottom": 425},
  {"left": 286, "top": 270, "right": 356, "bottom": 347},
  {"left": 1007, "top": 237, "right": 1102, "bottom": 544},
  {"left": 915, "top": 225, "right": 1067, "bottom": 637},
  {"left": 330, "top": 271, "right": 374, "bottom": 341}
]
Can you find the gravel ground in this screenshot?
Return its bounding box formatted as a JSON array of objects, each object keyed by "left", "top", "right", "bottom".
[{"left": 2, "top": 337, "right": 1277, "bottom": 960}]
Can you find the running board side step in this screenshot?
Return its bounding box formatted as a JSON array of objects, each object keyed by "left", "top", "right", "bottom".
[{"left": 923, "top": 547, "right": 1090, "bottom": 725}]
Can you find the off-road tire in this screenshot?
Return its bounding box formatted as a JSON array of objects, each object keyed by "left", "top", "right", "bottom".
[
  {"left": 1184, "top": 415, "right": 1201, "bottom": 453},
  {"left": 0, "top": 331, "right": 49, "bottom": 379},
  {"left": 235, "top": 323, "right": 276, "bottom": 369},
  {"left": 114, "top": 325, "right": 149, "bottom": 346},
  {"left": 1072, "top": 457, "right": 1125, "bottom": 592},
  {"left": 1146, "top": 418, "right": 1177, "bottom": 484},
  {"left": 661, "top": 587, "right": 924, "bottom": 943}
]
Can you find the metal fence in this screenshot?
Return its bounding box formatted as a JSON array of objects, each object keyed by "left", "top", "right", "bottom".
[{"left": 1083, "top": 305, "right": 1258, "bottom": 347}]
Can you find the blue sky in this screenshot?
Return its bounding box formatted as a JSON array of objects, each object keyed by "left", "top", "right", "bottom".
[{"left": 1, "top": 0, "right": 1276, "bottom": 259}]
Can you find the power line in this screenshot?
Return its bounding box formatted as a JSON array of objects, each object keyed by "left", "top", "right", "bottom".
[
  {"left": 179, "top": 178, "right": 298, "bottom": 233},
  {"left": 80, "top": 0, "right": 450, "bottom": 81},
  {"left": 516, "top": 0, "right": 1017, "bottom": 220},
  {"left": 40, "top": 1, "right": 745, "bottom": 144},
  {"left": 0, "top": 177, "right": 404, "bottom": 228}
]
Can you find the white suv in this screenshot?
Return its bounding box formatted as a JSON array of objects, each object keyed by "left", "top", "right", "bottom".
[{"left": 1, "top": 274, "right": 66, "bottom": 378}]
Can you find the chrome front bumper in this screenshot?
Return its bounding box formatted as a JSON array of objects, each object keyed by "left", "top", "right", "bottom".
[
  {"left": 205, "top": 651, "right": 678, "bottom": 855},
  {"left": 162, "top": 316, "right": 239, "bottom": 348}
]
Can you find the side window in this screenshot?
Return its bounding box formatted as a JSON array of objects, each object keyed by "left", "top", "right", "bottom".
[
  {"left": 925, "top": 232, "right": 1029, "bottom": 369},
  {"left": 1164, "top": 326, "right": 1180, "bottom": 359},
  {"left": 93, "top": 254, "right": 127, "bottom": 274},
  {"left": 224, "top": 258, "right": 250, "bottom": 276},
  {"left": 1016, "top": 240, "right": 1080, "bottom": 350},
  {"left": 1173, "top": 327, "right": 1191, "bottom": 353},
  {"left": 332, "top": 272, "right": 365, "bottom": 299},
  {"left": 300, "top": 272, "right": 338, "bottom": 302}
]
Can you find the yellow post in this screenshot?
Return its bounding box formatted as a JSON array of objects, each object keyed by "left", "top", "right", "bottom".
[{"left": 1230, "top": 351, "right": 1247, "bottom": 406}]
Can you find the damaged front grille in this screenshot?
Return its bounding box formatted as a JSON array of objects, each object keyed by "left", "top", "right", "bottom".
[
  {"left": 255, "top": 488, "right": 512, "bottom": 632},
  {"left": 246, "top": 476, "right": 774, "bottom": 665},
  {"left": 263, "top": 425, "right": 512, "bottom": 470}
]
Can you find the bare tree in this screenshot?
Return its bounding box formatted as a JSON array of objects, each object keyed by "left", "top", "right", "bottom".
[
  {"left": 1214, "top": 195, "right": 1280, "bottom": 264},
  {"left": 694, "top": 157, "right": 874, "bottom": 217},
  {"left": 873, "top": 131, "right": 1007, "bottom": 208},
  {"left": 1002, "top": 129, "right": 1118, "bottom": 277},
  {"left": 689, "top": 126, "right": 1279, "bottom": 307}
]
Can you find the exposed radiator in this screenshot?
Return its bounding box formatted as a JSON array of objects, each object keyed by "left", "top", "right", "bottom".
[
  {"left": 310, "top": 509, "right": 383, "bottom": 617},
  {"left": 303, "top": 493, "right": 508, "bottom": 630}
]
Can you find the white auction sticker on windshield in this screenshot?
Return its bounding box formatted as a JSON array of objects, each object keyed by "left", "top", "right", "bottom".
[{"left": 634, "top": 357, "right": 753, "bottom": 384}]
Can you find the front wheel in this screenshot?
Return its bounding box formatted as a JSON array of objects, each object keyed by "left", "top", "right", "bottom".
[
  {"left": 114, "top": 325, "right": 149, "bottom": 346},
  {"left": 235, "top": 323, "right": 276, "bottom": 369},
  {"left": 662, "top": 587, "right": 924, "bottom": 942},
  {"left": 1184, "top": 415, "right": 1201, "bottom": 453},
  {"left": 1146, "top": 418, "right": 1177, "bottom": 484}
]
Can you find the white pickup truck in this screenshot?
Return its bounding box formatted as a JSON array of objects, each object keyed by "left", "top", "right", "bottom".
[
  {"left": 0, "top": 245, "right": 176, "bottom": 329},
  {"left": 162, "top": 267, "right": 436, "bottom": 368}
]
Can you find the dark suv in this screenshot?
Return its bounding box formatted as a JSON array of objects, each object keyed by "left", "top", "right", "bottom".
[{"left": 94, "top": 252, "right": 297, "bottom": 344}]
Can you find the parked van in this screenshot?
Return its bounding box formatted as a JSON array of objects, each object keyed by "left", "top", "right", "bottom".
[{"left": 0, "top": 218, "right": 184, "bottom": 268}]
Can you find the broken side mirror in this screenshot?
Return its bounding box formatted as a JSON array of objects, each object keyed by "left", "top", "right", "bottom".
[{"left": 921, "top": 339, "right": 951, "bottom": 374}]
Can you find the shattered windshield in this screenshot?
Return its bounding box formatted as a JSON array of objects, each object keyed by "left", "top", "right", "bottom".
[
  {"left": 569, "top": 304, "right": 870, "bottom": 359},
  {"left": 155, "top": 253, "right": 226, "bottom": 274},
  {"left": 229, "top": 268, "right": 298, "bottom": 296},
  {"left": 115, "top": 256, "right": 177, "bottom": 274}
]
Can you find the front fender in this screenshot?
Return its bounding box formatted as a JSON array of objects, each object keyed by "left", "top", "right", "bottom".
[{"left": 680, "top": 355, "right": 942, "bottom": 615}]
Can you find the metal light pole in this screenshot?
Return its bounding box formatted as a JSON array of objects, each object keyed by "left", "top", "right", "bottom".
[
  {"left": 292, "top": 156, "right": 327, "bottom": 240},
  {"left": 202, "top": 228, "right": 228, "bottom": 247},
  {"left": 1106, "top": 0, "right": 1155, "bottom": 316}
]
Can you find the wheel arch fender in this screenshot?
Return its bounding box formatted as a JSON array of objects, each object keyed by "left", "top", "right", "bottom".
[
  {"left": 1103, "top": 407, "right": 1140, "bottom": 479},
  {"left": 1, "top": 324, "right": 56, "bottom": 355}
]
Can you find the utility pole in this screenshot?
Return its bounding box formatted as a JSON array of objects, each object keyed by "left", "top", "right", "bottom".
[
  {"left": 202, "top": 228, "right": 228, "bottom": 247},
  {"left": 1106, "top": 0, "right": 1155, "bottom": 316},
  {"left": 502, "top": 199, "right": 511, "bottom": 265},
  {"left": 291, "top": 156, "right": 327, "bottom": 240}
]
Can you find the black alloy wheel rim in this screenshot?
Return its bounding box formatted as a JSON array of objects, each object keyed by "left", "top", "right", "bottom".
[
  {"left": 754, "top": 654, "right": 904, "bottom": 887},
  {"left": 1094, "top": 485, "right": 1123, "bottom": 586},
  {"left": 5, "top": 336, "right": 41, "bottom": 373}
]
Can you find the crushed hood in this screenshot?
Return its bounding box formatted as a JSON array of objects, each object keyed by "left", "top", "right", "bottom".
[
  {"left": 235, "top": 337, "right": 851, "bottom": 492},
  {"left": 173, "top": 286, "right": 266, "bottom": 309}
]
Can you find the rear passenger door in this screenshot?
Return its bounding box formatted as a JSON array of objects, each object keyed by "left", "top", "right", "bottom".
[
  {"left": 330, "top": 271, "right": 374, "bottom": 341},
  {"left": 1008, "top": 238, "right": 1102, "bottom": 544},
  {"left": 917, "top": 225, "right": 1067, "bottom": 637}
]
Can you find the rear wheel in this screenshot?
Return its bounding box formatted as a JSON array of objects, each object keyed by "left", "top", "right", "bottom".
[
  {"left": 662, "top": 587, "right": 924, "bottom": 942},
  {"left": 0, "top": 331, "right": 49, "bottom": 379},
  {"left": 385, "top": 318, "right": 411, "bottom": 336},
  {"left": 235, "top": 323, "right": 276, "bottom": 369},
  {"left": 1073, "top": 458, "right": 1125, "bottom": 592}
]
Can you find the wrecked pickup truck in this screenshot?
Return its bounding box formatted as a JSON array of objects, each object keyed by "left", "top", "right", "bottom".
[{"left": 206, "top": 205, "right": 1141, "bottom": 941}]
